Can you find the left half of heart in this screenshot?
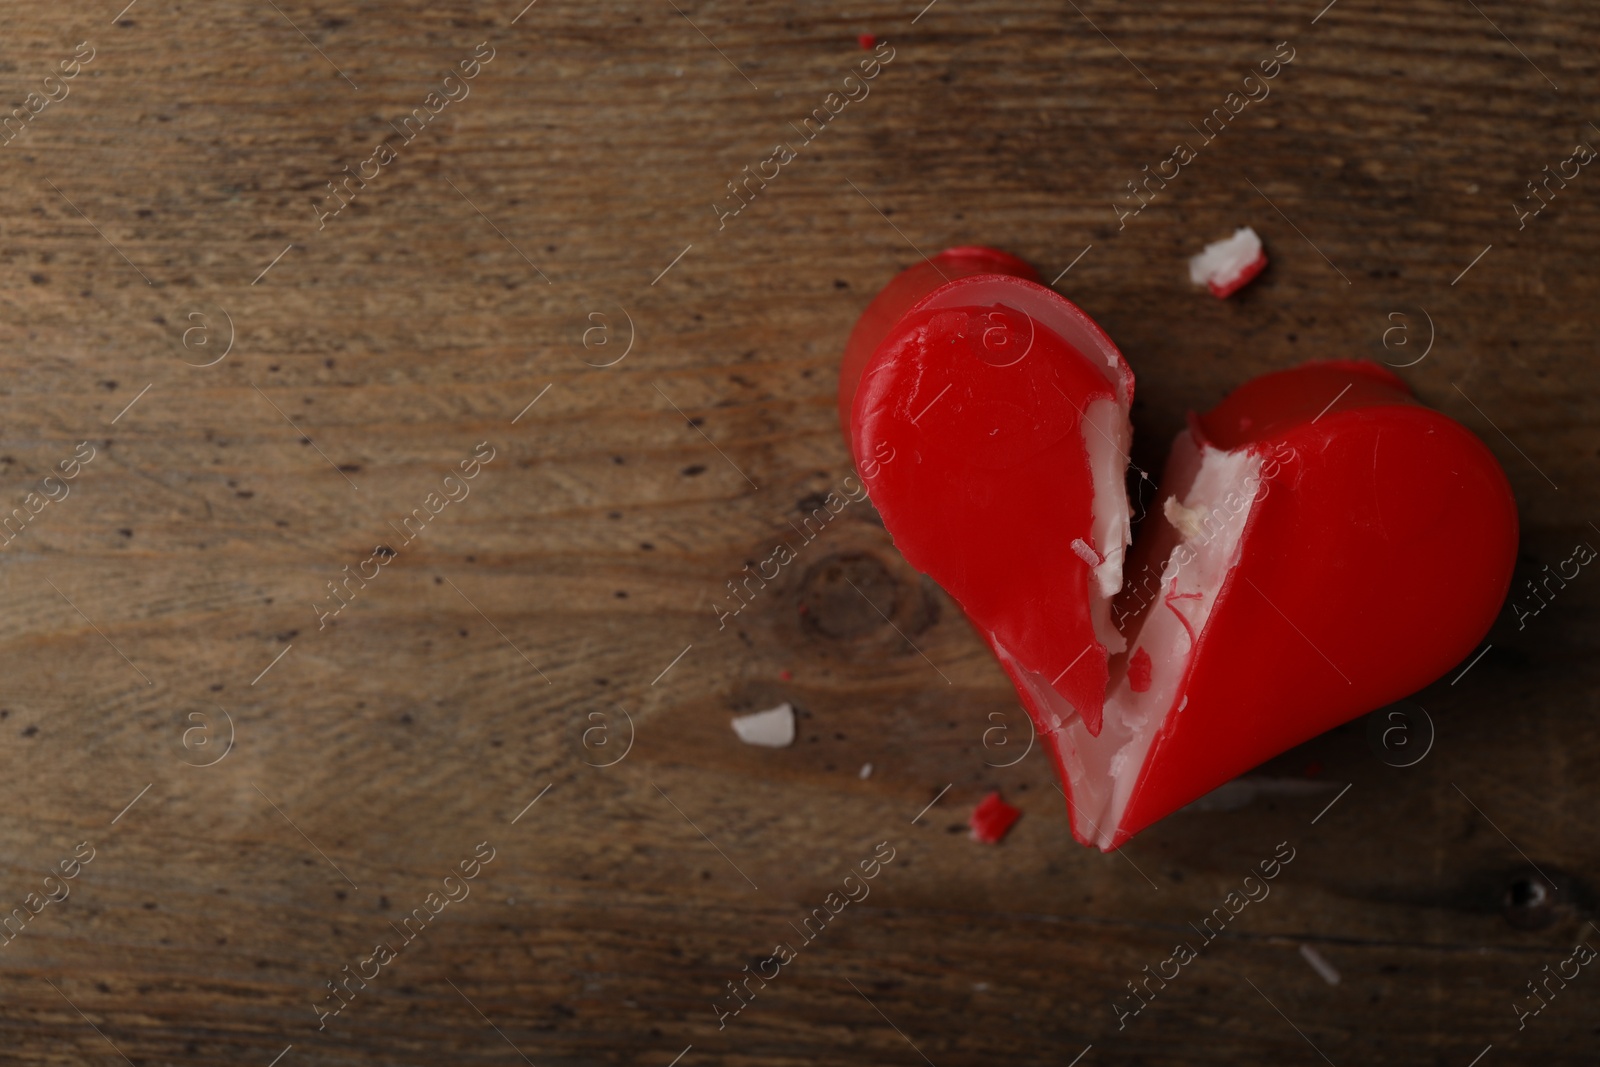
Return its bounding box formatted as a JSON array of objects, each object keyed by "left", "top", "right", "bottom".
[{"left": 839, "top": 247, "right": 1518, "bottom": 851}]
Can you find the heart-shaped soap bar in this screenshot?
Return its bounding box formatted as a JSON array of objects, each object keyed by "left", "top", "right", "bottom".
[{"left": 842, "top": 248, "right": 1518, "bottom": 850}]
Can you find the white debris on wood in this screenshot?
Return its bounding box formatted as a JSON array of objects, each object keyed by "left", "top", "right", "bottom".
[
  {"left": 1299, "top": 943, "right": 1341, "bottom": 985},
  {"left": 1188, "top": 226, "right": 1264, "bottom": 292},
  {"left": 731, "top": 703, "right": 795, "bottom": 747},
  {"left": 859, "top": 762, "right": 873, "bottom": 779}
]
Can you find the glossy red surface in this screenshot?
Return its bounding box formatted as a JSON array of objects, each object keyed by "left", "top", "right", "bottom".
[
  {"left": 842, "top": 248, "right": 1520, "bottom": 849},
  {"left": 838, "top": 247, "right": 1038, "bottom": 455},
  {"left": 848, "top": 266, "right": 1129, "bottom": 736},
  {"left": 1112, "top": 360, "right": 1519, "bottom": 844}
]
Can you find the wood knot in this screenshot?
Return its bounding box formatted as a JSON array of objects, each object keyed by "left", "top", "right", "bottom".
[
  {"left": 797, "top": 552, "right": 938, "bottom": 643},
  {"left": 1502, "top": 870, "right": 1563, "bottom": 930}
]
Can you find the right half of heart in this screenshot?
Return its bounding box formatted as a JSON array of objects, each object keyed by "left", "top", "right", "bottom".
[{"left": 839, "top": 247, "right": 1519, "bottom": 851}]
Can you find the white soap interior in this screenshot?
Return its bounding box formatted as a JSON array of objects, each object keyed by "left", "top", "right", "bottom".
[
  {"left": 1032, "top": 431, "right": 1265, "bottom": 848},
  {"left": 1082, "top": 396, "right": 1133, "bottom": 657}
]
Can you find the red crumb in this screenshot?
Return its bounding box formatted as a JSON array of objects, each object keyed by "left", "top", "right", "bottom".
[
  {"left": 858, "top": 33, "right": 877, "bottom": 50},
  {"left": 969, "top": 791, "right": 1022, "bottom": 843},
  {"left": 779, "top": 669, "right": 793, "bottom": 681},
  {"left": 1209, "top": 249, "right": 1268, "bottom": 298},
  {"left": 1303, "top": 760, "right": 1324, "bottom": 778},
  {"left": 1128, "top": 647, "right": 1153, "bottom": 693},
  {"left": 797, "top": 603, "right": 809, "bottom": 616}
]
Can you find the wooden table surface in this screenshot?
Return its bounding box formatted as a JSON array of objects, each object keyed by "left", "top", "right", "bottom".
[{"left": 1, "top": 1, "right": 1597, "bottom": 1063}]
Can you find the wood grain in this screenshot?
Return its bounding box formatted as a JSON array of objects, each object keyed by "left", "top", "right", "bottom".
[{"left": 0, "top": 0, "right": 1597, "bottom": 1063}]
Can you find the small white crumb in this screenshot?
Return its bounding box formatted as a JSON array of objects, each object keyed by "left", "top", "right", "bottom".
[
  {"left": 1299, "top": 943, "right": 1341, "bottom": 985},
  {"left": 1164, "top": 495, "right": 1205, "bottom": 540},
  {"left": 973, "top": 981, "right": 990, "bottom": 992},
  {"left": 1188, "top": 226, "right": 1265, "bottom": 296},
  {"left": 732, "top": 703, "right": 795, "bottom": 747},
  {"left": 859, "top": 762, "right": 873, "bottom": 779},
  {"left": 1070, "top": 537, "right": 1102, "bottom": 568}
]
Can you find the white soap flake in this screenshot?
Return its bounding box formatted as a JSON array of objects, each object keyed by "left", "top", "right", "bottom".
[
  {"left": 1070, "top": 537, "right": 1103, "bottom": 568},
  {"left": 859, "top": 762, "right": 873, "bottom": 779},
  {"left": 1299, "top": 943, "right": 1341, "bottom": 985},
  {"left": 1164, "top": 495, "right": 1206, "bottom": 540},
  {"left": 732, "top": 703, "right": 795, "bottom": 748},
  {"left": 1188, "top": 226, "right": 1267, "bottom": 298}
]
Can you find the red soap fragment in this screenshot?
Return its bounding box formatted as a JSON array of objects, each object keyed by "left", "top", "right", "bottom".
[
  {"left": 858, "top": 33, "right": 877, "bottom": 49},
  {"left": 1188, "top": 227, "right": 1268, "bottom": 298},
  {"left": 970, "top": 791, "right": 1022, "bottom": 843},
  {"left": 1208, "top": 249, "right": 1267, "bottom": 298},
  {"left": 1127, "top": 647, "right": 1152, "bottom": 693},
  {"left": 842, "top": 249, "right": 1128, "bottom": 739},
  {"left": 779, "top": 669, "right": 793, "bottom": 681}
]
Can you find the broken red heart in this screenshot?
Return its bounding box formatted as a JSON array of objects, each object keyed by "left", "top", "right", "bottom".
[{"left": 841, "top": 248, "right": 1518, "bottom": 850}]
